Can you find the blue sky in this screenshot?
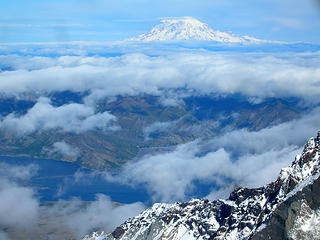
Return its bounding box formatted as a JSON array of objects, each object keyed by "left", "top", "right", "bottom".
[{"left": 0, "top": 0, "right": 320, "bottom": 43}]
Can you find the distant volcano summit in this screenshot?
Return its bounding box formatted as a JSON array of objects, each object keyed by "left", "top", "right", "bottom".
[{"left": 130, "top": 17, "right": 270, "bottom": 43}]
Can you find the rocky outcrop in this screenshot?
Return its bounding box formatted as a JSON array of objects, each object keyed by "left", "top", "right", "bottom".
[
  {"left": 83, "top": 132, "right": 320, "bottom": 240},
  {"left": 252, "top": 175, "right": 320, "bottom": 240}
]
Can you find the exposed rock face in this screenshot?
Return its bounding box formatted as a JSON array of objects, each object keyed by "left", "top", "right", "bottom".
[
  {"left": 252, "top": 176, "right": 320, "bottom": 240},
  {"left": 83, "top": 132, "right": 320, "bottom": 240}
]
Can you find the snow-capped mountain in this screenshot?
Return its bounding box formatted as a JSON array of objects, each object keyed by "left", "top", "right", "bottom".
[
  {"left": 83, "top": 131, "right": 320, "bottom": 240},
  {"left": 129, "top": 17, "right": 270, "bottom": 44}
]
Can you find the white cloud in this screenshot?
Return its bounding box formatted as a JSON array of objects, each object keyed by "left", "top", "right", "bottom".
[
  {"left": 0, "top": 45, "right": 320, "bottom": 209},
  {"left": 45, "top": 195, "right": 145, "bottom": 239},
  {"left": 0, "top": 163, "right": 145, "bottom": 238},
  {"left": 0, "top": 180, "right": 39, "bottom": 229},
  {"left": 0, "top": 97, "right": 117, "bottom": 135},
  {"left": 143, "top": 121, "right": 177, "bottom": 140},
  {"left": 106, "top": 108, "right": 320, "bottom": 202},
  {"left": 159, "top": 97, "right": 183, "bottom": 106},
  {"left": 204, "top": 107, "right": 320, "bottom": 155},
  {"left": 0, "top": 51, "right": 319, "bottom": 104},
  {"left": 53, "top": 141, "right": 80, "bottom": 157},
  {"left": 0, "top": 163, "right": 38, "bottom": 181},
  {"left": 0, "top": 164, "right": 40, "bottom": 230}
]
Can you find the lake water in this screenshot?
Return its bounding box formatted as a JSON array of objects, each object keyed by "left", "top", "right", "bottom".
[
  {"left": 0, "top": 156, "right": 214, "bottom": 205},
  {"left": 0, "top": 156, "right": 149, "bottom": 203}
]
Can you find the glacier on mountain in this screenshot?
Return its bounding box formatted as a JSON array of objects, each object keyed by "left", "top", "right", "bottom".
[{"left": 130, "top": 17, "right": 275, "bottom": 44}]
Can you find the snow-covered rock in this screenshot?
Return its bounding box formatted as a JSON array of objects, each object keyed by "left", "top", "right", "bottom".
[
  {"left": 83, "top": 132, "right": 320, "bottom": 240},
  {"left": 129, "top": 17, "right": 271, "bottom": 44}
]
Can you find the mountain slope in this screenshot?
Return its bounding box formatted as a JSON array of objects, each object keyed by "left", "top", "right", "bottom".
[
  {"left": 83, "top": 132, "right": 320, "bottom": 240},
  {"left": 0, "top": 94, "right": 302, "bottom": 170},
  {"left": 130, "top": 17, "right": 270, "bottom": 43}
]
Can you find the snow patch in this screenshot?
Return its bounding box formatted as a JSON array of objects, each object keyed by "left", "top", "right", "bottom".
[{"left": 130, "top": 17, "right": 274, "bottom": 44}]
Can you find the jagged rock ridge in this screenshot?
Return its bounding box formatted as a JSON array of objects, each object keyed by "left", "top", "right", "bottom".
[
  {"left": 130, "top": 17, "right": 271, "bottom": 43},
  {"left": 83, "top": 132, "right": 320, "bottom": 240}
]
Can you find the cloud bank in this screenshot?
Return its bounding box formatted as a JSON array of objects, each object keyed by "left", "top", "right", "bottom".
[
  {"left": 0, "top": 163, "right": 145, "bottom": 239},
  {"left": 107, "top": 108, "right": 320, "bottom": 202},
  {"left": 0, "top": 44, "right": 320, "bottom": 236},
  {"left": 0, "top": 179, "right": 39, "bottom": 230},
  {"left": 0, "top": 48, "right": 319, "bottom": 136},
  {"left": 0, "top": 163, "right": 39, "bottom": 230},
  {"left": 0, "top": 51, "right": 320, "bottom": 105},
  {"left": 45, "top": 195, "right": 145, "bottom": 239}
]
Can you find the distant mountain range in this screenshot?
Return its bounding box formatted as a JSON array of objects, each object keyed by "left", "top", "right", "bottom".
[
  {"left": 129, "top": 17, "right": 280, "bottom": 44},
  {"left": 84, "top": 132, "right": 320, "bottom": 240}
]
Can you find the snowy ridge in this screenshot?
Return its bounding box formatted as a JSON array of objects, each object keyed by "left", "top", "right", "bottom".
[
  {"left": 83, "top": 132, "right": 320, "bottom": 240},
  {"left": 129, "top": 17, "right": 272, "bottom": 44},
  {"left": 276, "top": 136, "right": 320, "bottom": 201}
]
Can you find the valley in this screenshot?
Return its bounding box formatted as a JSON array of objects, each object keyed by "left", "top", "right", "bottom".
[{"left": 0, "top": 93, "right": 305, "bottom": 171}]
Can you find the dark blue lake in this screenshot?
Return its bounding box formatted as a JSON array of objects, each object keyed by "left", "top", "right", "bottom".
[{"left": 0, "top": 156, "right": 215, "bottom": 205}]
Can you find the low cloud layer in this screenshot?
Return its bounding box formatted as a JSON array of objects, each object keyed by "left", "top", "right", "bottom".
[
  {"left": 0, "top": 47, "right": 319, "bottom": 136},
  {"left": 0, "top": 97, "right": 116, "bottom": 135},
  {"left": 0, "top": 44, "right": 319, "bottom": 237},
  {"left": 1, "top": 109, "right": 319, "bottom": 237},
  {"left": 0, "top": 163, "right": 38, "bottom": 181},
  {"left": 107, "top": 108, "right": 320, "bottom": 202},
  {"left": 0, "top": 50, "right": 320, "bottom": 105},
  {"left": 0, "top": 163, "right": 145, "bottom": 239},
  {"left": 45, "top": 195, "right": 145, "bottom": 239},
  {"left": 0, "top": 163, "right": 39, "bottom": 230},
  {"left": 0, "top": 179, "right": 39, "bottom": 229}
]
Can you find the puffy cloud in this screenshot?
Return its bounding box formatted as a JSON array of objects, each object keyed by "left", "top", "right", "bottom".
[
  {"left": 44, "top": 195, "right": 145, "bottom": 239},
  {"left": 107, "top": 108, "right": 320, "bottom": 202},
  {"left": 0, "top": 163, "right": 38, "bottom": 181},
  {"left": 143, "top": 120, "right": 177, "bottom": 140},
  {"left": 203, "top": 107, "right": 320, "bottom": 155},
  {"left": 0, "top": 164, "right": 39, "bottom": 230},
  {"left": 107, "top": 143, "right": 230, "bottom": 202},
  {"left": 53, "top": 141, "right": 80, "bottom": 157},
  {"left": 0, "top": 97, "right": 117, "bottom": 135},
  {"left": 0, "top": 179, "right": 39, "bottom": 229},
  {"left": 0, "top": 44, "right": 319, "bottom": 233},
  {"left": 159, "top": 94, "right": 185, "bottom": 107},
  {"left": 0, "top": 51, "right": 319, "bottom": 104},
  {"left": 0, "top": 163, "right": 145, "bottom": 238}
]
